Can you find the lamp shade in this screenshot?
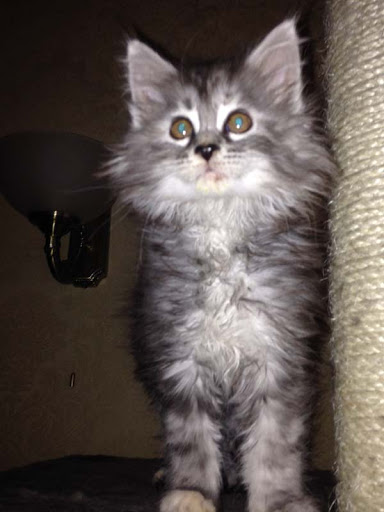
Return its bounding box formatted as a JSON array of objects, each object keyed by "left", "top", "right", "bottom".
[
  {"left": 0, "top": 131, "right": 113, "bottom": 223},
  {"left": 0, "top": 131, "right": 116, "bottom": 287}
]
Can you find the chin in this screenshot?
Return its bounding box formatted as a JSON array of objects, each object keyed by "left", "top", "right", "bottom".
[{"left": 195, "top": 175, "right": 230, "bottom": 195}]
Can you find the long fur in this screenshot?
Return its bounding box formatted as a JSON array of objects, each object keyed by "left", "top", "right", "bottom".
[{"left": 109, "top": 19, "right": 334, "bottom": 512}]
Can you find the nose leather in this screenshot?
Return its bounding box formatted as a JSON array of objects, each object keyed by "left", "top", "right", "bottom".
[{"left": 195, "top": 144, "right": 220, "bottom": 161}]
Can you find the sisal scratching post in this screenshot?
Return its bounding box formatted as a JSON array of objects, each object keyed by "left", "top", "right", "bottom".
[{"left": 326, "top": 0, "right": 384, "bottom": 510}]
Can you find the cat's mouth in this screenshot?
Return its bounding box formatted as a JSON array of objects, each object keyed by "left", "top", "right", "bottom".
[
  {"left": 195, "top": 166, "right": 229, "bottom": 194},
  {"left": 204, "top": 166, "right": 226, "bottom": 181}
]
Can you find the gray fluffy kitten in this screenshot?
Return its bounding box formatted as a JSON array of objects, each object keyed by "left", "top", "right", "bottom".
[{"left": 110, "top": 19, "right": 333, "bottom": 512}]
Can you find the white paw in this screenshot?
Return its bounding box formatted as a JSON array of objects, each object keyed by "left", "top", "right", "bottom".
[{"left": 160, "top": 490, "right": 215, "bottom": 512}]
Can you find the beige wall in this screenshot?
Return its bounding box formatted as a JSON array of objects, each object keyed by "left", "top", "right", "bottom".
[{"left": 0, "top": 0, "right": 334, "bottom": 471}]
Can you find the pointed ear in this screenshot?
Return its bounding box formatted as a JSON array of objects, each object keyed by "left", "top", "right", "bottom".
[
  {"left": 125, "top": 40, "right": 177, "bottom": 126},
  {"left": 244, "top": 20, "right": 303, "bottom": 112}
]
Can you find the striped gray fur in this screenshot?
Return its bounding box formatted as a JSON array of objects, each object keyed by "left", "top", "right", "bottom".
[{"left": 109, "top": 20, "right": 334, "bottom": 512}]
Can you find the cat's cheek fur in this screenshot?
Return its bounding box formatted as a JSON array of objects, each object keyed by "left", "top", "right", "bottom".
[
  {"left": 155, "top": 175, "right": 197, "bottom": 201},
  {"left": 232, "top": 167, "right": 275, "bottom": 197},
  {"left": 146, "top": 168, "right": 278, "bottom": 205}
]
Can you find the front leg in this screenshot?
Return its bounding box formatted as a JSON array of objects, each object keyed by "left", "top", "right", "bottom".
[
  {"left": 240, "top": 396, "right": 319, "bottom": 512},
  {"left": 160, "top": 405, "right": 222, "bottom": 512}
]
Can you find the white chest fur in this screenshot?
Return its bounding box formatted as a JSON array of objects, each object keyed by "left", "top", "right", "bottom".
[{"left": 180, "top": 224, "right": 273, "bottom": 379}]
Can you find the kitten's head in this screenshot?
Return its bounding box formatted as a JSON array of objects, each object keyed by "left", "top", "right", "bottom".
[{"left": 111, "top": 20, "right": 331, "bottom": 221}]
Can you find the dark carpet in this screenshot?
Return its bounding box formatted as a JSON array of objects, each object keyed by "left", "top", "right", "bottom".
[{"left": 0, "top": 457, "right": 335, "bottom": 511}]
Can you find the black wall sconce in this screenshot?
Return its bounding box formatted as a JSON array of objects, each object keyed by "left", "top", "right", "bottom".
[{"left": 0, "top": 132, "right": 115, "bottom": 287}]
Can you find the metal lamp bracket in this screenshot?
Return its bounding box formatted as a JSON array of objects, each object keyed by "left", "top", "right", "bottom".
[{"left": 29, "top": 208, "right": 112, "bottom": 287}]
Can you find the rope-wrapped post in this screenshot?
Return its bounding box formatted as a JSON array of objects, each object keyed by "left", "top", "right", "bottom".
[{"left": 326, "top": 1, "right": 384, "bottom": 510}]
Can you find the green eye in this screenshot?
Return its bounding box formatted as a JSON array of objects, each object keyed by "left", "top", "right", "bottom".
[
  {"left": 225, "top": 111, "right": 252, "bottom": 134},
  {"left": 170, "top": 118, "right": 193, "bottom": 140}
]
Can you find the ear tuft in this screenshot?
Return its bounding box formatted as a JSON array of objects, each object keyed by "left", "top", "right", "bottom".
[
  {"left": 125, "top": 40, "right": 177, "bottom": 126},
  {"left": 245, "top": 19, "right": 303, "bottom": 112}
]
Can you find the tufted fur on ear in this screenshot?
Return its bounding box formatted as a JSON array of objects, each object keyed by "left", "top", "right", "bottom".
[
  {"left": 244, "top": 19, "right": 303, "bottom": 112},
  {"left": 125, "top": 40, "right": 177, "bottom": 127}
]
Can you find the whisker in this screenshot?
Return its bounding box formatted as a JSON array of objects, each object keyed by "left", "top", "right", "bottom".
[
  {"left": 137, "top": 212, "right": 151, "bottom": 269},
  {"left": 63, "top": 184, "right": 112, "bottom": 195},
  {"left": 86, "top": 201, "right": 130, "bottom": 241},
  {"left": 109, "top": 203, "right": 132, "bottom": 233}
]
